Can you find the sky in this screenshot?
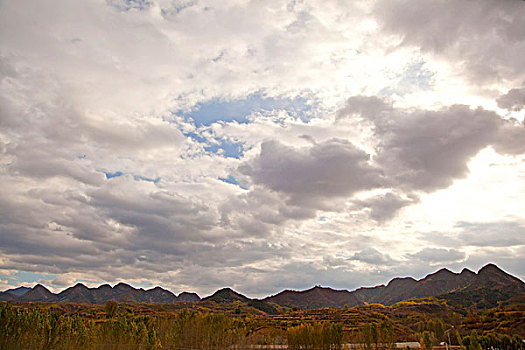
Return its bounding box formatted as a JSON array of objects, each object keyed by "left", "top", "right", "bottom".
[{"left": 0, "top": 0, "right": 524, "bottom": 298}]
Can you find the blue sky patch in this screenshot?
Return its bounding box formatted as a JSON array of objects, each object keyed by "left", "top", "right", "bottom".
[
  {"left": 180, "top": 92, "right": 316, "bottom": 127},
  {"left": 104, "top": 171, "right": 123, "bottom": 179},
  {"left": 133, "top": 175, "right": 160, "bottom": 183},
  {"left": 107, "top": 0, "right": 151, "bottom": 11},
  {"left": 380, "top": 60, "right": 434, "bottom": 96},
  {"left": 219, "top": 175, "right": 247, "bottom": 190},
  {"left": 183, "top": 131, "right": 207, "bottom": 143},
  {"left": 13, "top": 271, "right": 56, "bottom": 286},
  {"left": 205, "top": 138, "right": 244, "bottom": 158},
  {"left": 103, "top": 171, "right": 159, "bottom": 183},
  {"left": 183, "top": 130, "right": 245, "bottom": 159}
]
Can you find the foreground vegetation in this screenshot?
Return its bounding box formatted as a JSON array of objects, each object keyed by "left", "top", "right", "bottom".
[{"left": 1, "top": 298, "right": 523, "bottom": 350}]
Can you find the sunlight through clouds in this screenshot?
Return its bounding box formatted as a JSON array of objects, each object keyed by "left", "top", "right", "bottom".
[{"left": 0, "top": 0, "right": 524, "bottom": 296}]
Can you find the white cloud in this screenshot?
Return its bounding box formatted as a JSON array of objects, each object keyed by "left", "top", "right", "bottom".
[{"left": 1, "top": 0, "right": 525, "bottom": 296}]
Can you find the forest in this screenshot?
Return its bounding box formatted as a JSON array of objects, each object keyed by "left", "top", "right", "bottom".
[{"left": 1, "top": 296, "right": 523, "bottom": 350}]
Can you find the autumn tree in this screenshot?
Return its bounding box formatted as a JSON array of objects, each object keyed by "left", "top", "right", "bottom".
[{"left": 105, "top": 300, "right": 119, "bottom": 318}]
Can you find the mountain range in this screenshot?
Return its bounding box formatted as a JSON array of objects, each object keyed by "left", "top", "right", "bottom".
[
  {"left": 263, "top": 263, "right": 524, "bottom": 310},
  {"left": 0, "top": 282, "right": 200, "bottom": 304},
  {"left": 1, "top": 263, "right": 523, "bottom": 312}
]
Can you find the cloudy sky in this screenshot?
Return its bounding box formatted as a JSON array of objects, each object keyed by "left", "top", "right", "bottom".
[{"left": 1, "top": 0, "right": 524, "bottom": 298}]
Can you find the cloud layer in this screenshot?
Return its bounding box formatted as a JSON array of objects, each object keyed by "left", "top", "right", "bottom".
[{"left": 1, "top": 0, "right": 525, "bottom": 296}]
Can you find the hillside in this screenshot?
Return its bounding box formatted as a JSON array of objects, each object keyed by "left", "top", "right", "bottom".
[
  {"left": 204, "top": 288, "right": 280, "bottom": 315},
  {"left": 438, "top": 263, "right": 525, "bottom": 309},
  {"left": 3, "top": 286, "right": 31, "bottom": 296},
  {"left": 264, "top": 285, "right": 364, "bottom": 309}
]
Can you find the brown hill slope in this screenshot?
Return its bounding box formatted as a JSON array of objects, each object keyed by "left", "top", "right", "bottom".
[
  {"left": 58, "top": 283, "right": 95, "bottom": 303},
  {"left": 438, "top": 263, "right": 525, "bottom": 309},
  {"left": 357, "top": 267, "right": 476, "bottom": 306},
  {"left": 20, "top": 284, "right": 58, "bottom": 302},
  {"left": 205, "top": 288, "right": 280, "bottom": 315},
  {"left": 265, "top": 264, "right": 521, "bottom": 309},
  {"left": 265, "top": 286, "right": 364, "bottom": 309}
]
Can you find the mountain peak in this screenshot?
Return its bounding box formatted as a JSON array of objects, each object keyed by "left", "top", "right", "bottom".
[
  {"left": 478, "top": 263, "right": 502, "bottom": 274},
  {"left": 33, "top": 284, "right": 51, "bottom": 291},
  {"left": 72, "top": 282, "right": 88, "bottom": 289},
  {"left": 149, "top": 286, "right": 164, "bottom": 291},
  {"left": 20, "top": 284, "right": 57, "bottom": 302},
  {"left": 423, "top": 268, "right": 455, "bottom": 280},
  {"left": 204, "top": 287, "right": 248, "bottom": 303},
  {"left": 308, "top": 285, "right": 333, "bottom": 292},
  {"left": 114, "top": 282, "right": 133, "bottom": 290},
  {"left": 435, "top": 267, "right": 454, "bottom": 275},
  {"left": 386, "top": 276, "right": 417, "bottom": 287},
  {"left": 460, "top": 268, "right": 475, "bottom": 275},
  {"left": 178, "top": 291, "right": 201, "bottom": 301},
  {"left": 439, "top": 263, "right": 524, "bottom": 309},
  {"left": 212, "top": 287, "right": 241, "bottom": 296}
]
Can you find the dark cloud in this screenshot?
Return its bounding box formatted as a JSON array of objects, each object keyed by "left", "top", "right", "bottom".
[
  {"left": 236, "top": 96, "right": 525, "bottom": 223},
  {"left": 239, "top": 138, "right": 382, "bottom": 207},
  {"left": 354, "top": 192, "right": 419, "bottom": 222},
  {"left": 497, "top": 85, "right": 525, "bottom": 111},
  {"left": 341, "top": 96, "right": 525, "bottom": 192},
  {"left": 375, "top": 106, "right": 502, "bottom": 190},
  {"left": 375, "top": 0, "right": 525, "bottom": 84},
  {"left": 336, "top": 95, "right": 392, "bottom": 120},
  {"left": 407, "top": 248, "right": 466, "bottom": 264},
  {"left": 349, "top": 247, "right": 396, "bottom": 265}
]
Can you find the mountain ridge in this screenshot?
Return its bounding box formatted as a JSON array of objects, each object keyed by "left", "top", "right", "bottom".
[
  {"left": 0, "top": 282, "right": 201, "bottom": 304},
  {"left": 1, "top": 263, "right": 523, "bottom": 311}
]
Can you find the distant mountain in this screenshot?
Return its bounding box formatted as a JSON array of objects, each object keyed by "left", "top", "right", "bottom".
[
  {"left": 20, "top": 284, "right": 58, "bottom": 302},
  {"left": 0, "top": 282, "right": 200, "bottom": 304},
  {"left": 204, "top": 287, "right": 280, "bottom": 315},
  {"left": 4, "top": 286, "right": 31, "bottom": 296},
  {"left": 264, "top": 264, "right": 522, "bottom": 310},
  {"left": 178, "top": 291, "right": 201, "bottom": 301},
  {"left": 144, "top": 286, "right": 178, "bottom": 303},
  {"left": 353, "top": 267, "right": 477, "bottom": 306},
  {"left": 58, "top": 283, "right": 94, "bottom": 303},
  {"left": 264, "top": 286, "right": 363, "bottom": 309},
  {"left": 0, "top": 263, "right": 522, "bottom": 312},
  {"left": 204, "top": 287, "right": 250, "bottom": 303},
  {"left": 438, "top": 263, "right": 525, "bottom": 309}
]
